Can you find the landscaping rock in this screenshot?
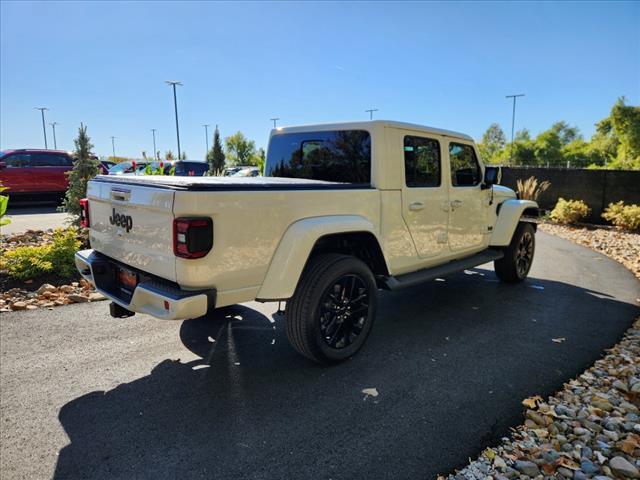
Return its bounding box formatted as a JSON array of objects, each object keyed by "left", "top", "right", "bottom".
[
  {"left": 36, "top": 284, "right": 57, "bottom": 294},
  {"left": 10, "top": 301, "right": 27, "bottom": 311},
  {"left": 609, "top": 456, "right": 640, "bottom": 479},
  {"left": 67, "top": 294, "right": 89, "bottom": 303},
  {"left": 88, "top": 292, "right": 106, "bottom": 302}
]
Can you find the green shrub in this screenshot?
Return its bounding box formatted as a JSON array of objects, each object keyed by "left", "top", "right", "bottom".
[
  {"left": 549, "top": 198, "right": 591, "bottom": 225},
  {"left": 0, "top": 182, "right": 10, "bottom": 226},
  {"left": 0, "top": 227, "right": 81, "bottom": 280},
  {"left": 602, "top": 201, "right": 640, "bottom": 231}
]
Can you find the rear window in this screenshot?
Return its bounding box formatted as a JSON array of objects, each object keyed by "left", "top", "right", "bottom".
[{"left": 265, "top": 130, "right": 371, "bottom": 184}]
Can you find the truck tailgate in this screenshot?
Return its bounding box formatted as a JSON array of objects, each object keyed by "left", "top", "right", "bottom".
[{"left": 86, "top": 180, "right": 177, "bottom": 282}]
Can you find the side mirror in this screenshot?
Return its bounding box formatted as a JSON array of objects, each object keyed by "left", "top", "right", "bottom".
[
  {"left": 482, "top": 166, "right": 502, "bottom": 189},
  {"left": 0, "top": 161, "right": 6, "bottom": 170}
]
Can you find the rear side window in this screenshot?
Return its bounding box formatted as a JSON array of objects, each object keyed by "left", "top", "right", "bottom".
[
  {"left": 449, "top": 143, "right": 481, "bottom": 187},
  {"left": 404, "top": 136, "right": 441, "bottom": 187},
  {"left": 3, "top": 153, "right": 32, "bottom": 168},
  {"left": 33, "top": 153, "right": 73, "bottom": 167},
  {"left": 265, "top": 130, "right": 371, "bottom": 184}
]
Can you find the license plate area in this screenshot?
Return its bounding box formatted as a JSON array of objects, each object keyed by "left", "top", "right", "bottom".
[{"left": 116, "top": 266, "right": 138, "bottom": 295}]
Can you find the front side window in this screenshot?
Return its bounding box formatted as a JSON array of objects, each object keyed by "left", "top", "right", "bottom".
[
  {"left": 33, "top": 153, "right": 72, "bottom": 167},
  {"left": 265, "top": 130, "right": 371, "bottom": 184},
  {"left": 404, "top": 136, "right": 441, "bottom": 187},
  {"left": 449, "top": 143, "right": 481, "bottom": 187},
  {"left": 3, "top": 153, "right": 31, "bottom": 168}
]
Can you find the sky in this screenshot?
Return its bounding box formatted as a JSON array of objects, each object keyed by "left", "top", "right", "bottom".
[{"left": 1, "top": 1, "right": 639, "bottom": 159}]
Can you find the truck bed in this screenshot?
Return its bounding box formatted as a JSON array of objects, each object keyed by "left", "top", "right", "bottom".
[{"left": 93, "top": 175, "right": 372, "bottom": 191}]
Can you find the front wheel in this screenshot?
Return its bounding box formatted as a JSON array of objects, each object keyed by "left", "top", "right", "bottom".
[
  {"left": 494, "top": 222, "right": 536, "bottom": 283},
  {"left": 285, "top": 254, "right": 377, "bottom": 363}
]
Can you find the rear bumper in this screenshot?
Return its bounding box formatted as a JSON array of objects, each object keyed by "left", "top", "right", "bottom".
[{"left": 75, "top": 249, "right": 215, "bottom": 320}]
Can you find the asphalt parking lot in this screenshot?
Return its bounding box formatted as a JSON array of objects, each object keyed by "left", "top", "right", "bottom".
[
  {"left": 1, "top": 203, "right": 70, "bottom": 235},
  {"left": 1, "top": 233, "right": 638, "bottom": 480}
]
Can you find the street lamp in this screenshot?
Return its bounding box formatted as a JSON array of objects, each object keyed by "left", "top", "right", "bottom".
[
  {"left": 365, "top": 108, "right": 378, "bottom": 120},
  {"left": 270, "top": 117, "right": 280, "bottom": 128},
  {"left": 165, "top": 80, "right": 183, "bottom": 159},
  {"left": 151, "top": 128, "right": 157, "bottom": 160},
  {"left": 110, "top": 136, "right": 116, "bottom": 159},
  {"left": 505, "top": 94, "right": 525, "bottom": 163},
  {"left": 203, "top": 124, "right": 210, "bottom": 156},
  {"left": 50, "top": 122, "right": 59, "bottom": 149},
  {"left": 34, "top": 107, "right": 49, "bottom": 148}
]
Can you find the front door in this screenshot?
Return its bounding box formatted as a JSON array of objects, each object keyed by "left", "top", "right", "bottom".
[
  {"left": 446, "top": 141, "right": 486, "bottom": 253},
  {"left": 0, "top": 152, "right": 34, "bottom": 193},
  {"left": 401, "top": 134, "right": 449, "bottom": 258}
]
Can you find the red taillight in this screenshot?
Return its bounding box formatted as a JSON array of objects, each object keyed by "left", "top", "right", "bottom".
[
  {"left": 79, "top": 198, "right": 90, "bottom": 228},
  {"left": 173, "top": 217, "right": 213, "bottom": 259}
]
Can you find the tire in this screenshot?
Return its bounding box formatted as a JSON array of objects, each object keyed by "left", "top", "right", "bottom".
[
  {"left": 494, "top": 222, "right": 536, "bottom": 283},
  {"left": 285, "top": 254, "right": 378, "bottom": 363}
]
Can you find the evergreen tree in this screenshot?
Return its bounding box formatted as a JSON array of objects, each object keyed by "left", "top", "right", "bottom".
[
  {"left": 63, "top": 123, "right": 99, "bottom": 225},
  {"left": 207, "top": 126, "right": 226, "bottom": 175}
]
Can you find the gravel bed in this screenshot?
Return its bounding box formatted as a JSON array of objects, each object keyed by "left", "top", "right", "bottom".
[{"left": 442, "top": 224, "right": 640, "bottom": 480}]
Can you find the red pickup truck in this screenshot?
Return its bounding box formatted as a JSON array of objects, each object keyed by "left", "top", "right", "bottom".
[{"left": 0, "top": 149, "right": 109, "bottom": 196}]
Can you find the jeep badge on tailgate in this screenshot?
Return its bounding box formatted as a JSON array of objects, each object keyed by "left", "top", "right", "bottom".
[{"left": 109, "top": 209, "right": 133, "bottom": 232}]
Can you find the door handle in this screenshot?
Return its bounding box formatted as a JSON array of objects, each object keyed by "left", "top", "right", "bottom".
[
  {"left": 409, "top": 202, "right": 425, "bottom": 211},
  {"left": 450, "top": 200, "right": 463, "bottom": 208}
]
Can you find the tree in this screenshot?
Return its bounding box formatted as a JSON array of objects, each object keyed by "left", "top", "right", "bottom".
[
  {"left": 63, "top": 123, "right": 99, "bottom": 224},
  {"left": 165, "top": 150, "right": 175, "bottom": 161},
  {"left": 255, "top": 147, "right": 266, "bottom": 174},
  {"left": 533, "top": 129, "right": 563, "bottom": 167},
  {"left": 550, "top": 121, "right": 581, "bottom": 145},
  {"left": 179, "top": 151, "right": 187, "bottom": 160},
  {"left": 225, "top": 131, "right": 257, "bottom": 166},
  {"left": 478, "top": 123, "right": 506, "bottom": 164},
  {"left": 207, "top": 126, "right": 226, "bottom": 175}
]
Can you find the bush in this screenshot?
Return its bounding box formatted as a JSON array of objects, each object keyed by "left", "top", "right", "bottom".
[
  {"left": 549, "top": 198, "right": 591, "bottom": 225},
  {"left": 516, "top": 176, "right": 551, "bottom": 202},
  {"left": 602, "top": 201, "right": 640, "bottom": 231},
  {"left": 0, "top": 228, "right": 81, "bottom": 280}
]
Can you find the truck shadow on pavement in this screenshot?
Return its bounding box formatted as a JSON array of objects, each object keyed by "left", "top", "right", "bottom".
[{"left": 54, "top": 270, "right": 639, "bottom": 480}]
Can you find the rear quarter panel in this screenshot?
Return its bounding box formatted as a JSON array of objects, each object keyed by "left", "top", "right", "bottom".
[{"left": 173, "top": 189, "right": 381, "bottom": 306}]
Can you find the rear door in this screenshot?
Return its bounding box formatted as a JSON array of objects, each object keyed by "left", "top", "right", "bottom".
[
  {"left": 32, "top": 152, "right": 73, "bottom": 193},
  {"left": 401, "top": 133, "right": 449, "bottom": 258},
  {"left": 446, "top": 140, "right": 487, "bottom": 254},
  {"left": 87, "top": 181, "right": 177, "bottom": 281},
  {"left": 0, "top": 153, "right": 34, "bottom": 193}
]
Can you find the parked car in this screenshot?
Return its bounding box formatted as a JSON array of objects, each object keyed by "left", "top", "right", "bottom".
[
  {"left": 100, "top": 160, "right": 116, "bottom": 171},
  {"left": 108, "top": 161, "right": 147, "bottom": 175},
  {"left": 223, "top": 166, "right": 244, "bottom": 176},
  {"left": 75, "top": 120, "right": 538, "bottom": 363},
  {"left": 170, "top": 161, "right": 209, "bottom": 176},
  {"left": 231, "top": 166, "right": 260, "bottom": 177},
  {"left": 0, "top": 149, "right": 74, "bottom": 196}
]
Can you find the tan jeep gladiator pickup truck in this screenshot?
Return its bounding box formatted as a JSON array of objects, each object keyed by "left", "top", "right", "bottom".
[{"left": 76, "top": 120, "right": 538, "bottom": 363}]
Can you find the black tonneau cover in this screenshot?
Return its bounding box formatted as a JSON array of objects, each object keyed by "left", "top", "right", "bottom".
[{"left": 92, "top": 175, "right": 372, "bottom": 191}]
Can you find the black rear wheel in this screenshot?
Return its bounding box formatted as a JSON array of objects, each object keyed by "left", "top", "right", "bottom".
[
  {"left": 285, "top": 254, "right": 377, "bottom": 363},
  {"left": 494, "top": 222, "right": 536, "bottom": 283}
]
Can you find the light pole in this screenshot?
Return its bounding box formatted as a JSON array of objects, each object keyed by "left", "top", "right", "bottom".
[
  {"left": 365, "top": 108, "right": 378, "bottom": 120},
  {"left": 50, "top": 122, "right": 59, "bottom": 149},
  {"left": 506, "top": 94, "right": 525, "bottom": 164},
  {"left": 203, "top": 124, "right": 210, "bottom": 156},
  {"left": 110, "top": 136, "right": 116, "bottom": 159},
  {"left": 270, "top": 117, "right": 280, "bottom": 128},
  {"left": 151, "top": 128, "right": 157, "bottom": 160},
  {"left": 165, "top": 80, "right": 183, "bottom": 159},
  {"left": 34, "top": 107, "right": 49, "bottom": 148}
]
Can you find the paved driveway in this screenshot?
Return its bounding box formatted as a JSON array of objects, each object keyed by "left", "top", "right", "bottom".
[{"left": 1, "top": 233, "right": 638, "bottom": 480}]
